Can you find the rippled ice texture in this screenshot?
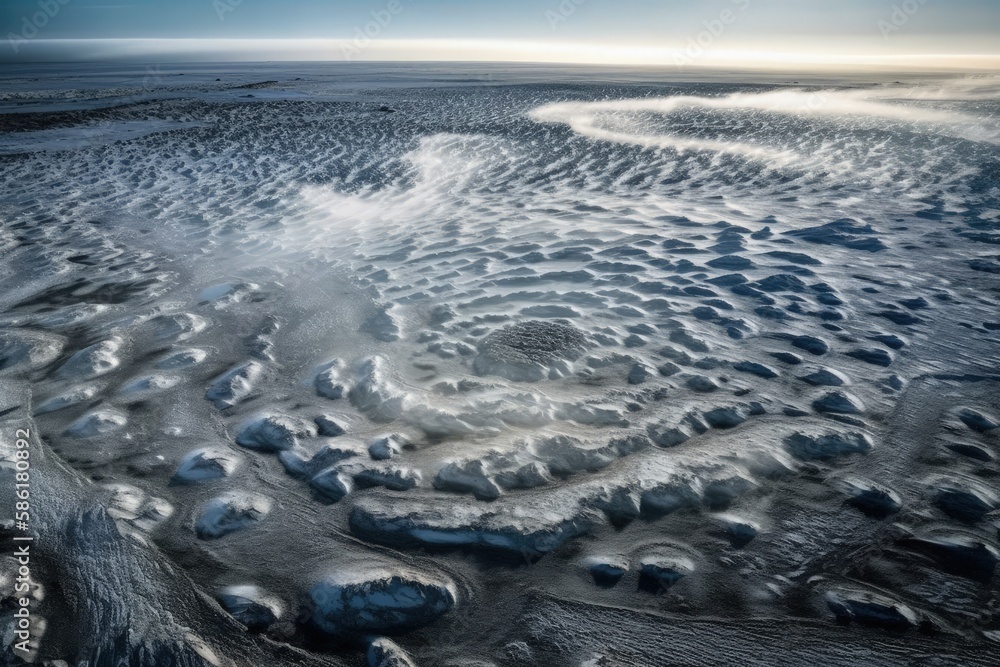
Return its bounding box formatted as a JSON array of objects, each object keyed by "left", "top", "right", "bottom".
[{"left": 1, "top": 63, "right": 999, "bottom": 666}]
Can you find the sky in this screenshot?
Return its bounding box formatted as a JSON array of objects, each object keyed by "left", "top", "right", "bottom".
[{"left": 2, "top": 0, "right": 998, "bottom": 69}]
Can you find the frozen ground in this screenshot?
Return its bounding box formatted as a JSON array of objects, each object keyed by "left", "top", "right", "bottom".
[{"left": 0, "top": 62, "right": 998, "bottom": 666}]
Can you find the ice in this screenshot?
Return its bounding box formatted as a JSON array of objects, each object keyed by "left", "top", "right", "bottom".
[
  {"left": 4, "top": 65, "right": 1000, "bottom": 664},
  {"left": 173, "top": 448, "right": 241, "bottom": 484},
  {"left": 195, "top": 492, "right": 272, "bottom": 539},
  {"left": 55, "top": 338, "right": 122, "bottom": 380},
  {"left": 306, "top": 569, "right": 456, "bottom": 635}
]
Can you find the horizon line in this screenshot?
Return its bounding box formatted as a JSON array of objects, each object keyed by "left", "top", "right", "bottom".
[{"left": 5, "top": 38, "right": 1000, "bottom": 72}]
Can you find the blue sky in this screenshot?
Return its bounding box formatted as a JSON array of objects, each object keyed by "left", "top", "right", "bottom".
[{"left": 2, "top": 0, "right": 998, "bottom": 66}]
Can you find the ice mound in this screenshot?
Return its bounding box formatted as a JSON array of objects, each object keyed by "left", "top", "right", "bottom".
[
  {"left": 348, "top": 357, "right": 410, "bottom": 422},
  {"left": 367, "top": 638, "right": 416, "bottom": 667},
  {"left": 584, "top": 556, "right": 629, "bottom": 588},
  {"left": 216, "top": 585, "right": 282, "bottom": 632},
  {"left": 34, "top": 383, "right": 100, "bottom": 414},
  {"left": 638, "top": 553, "right": 695, "bottom": 593},
  {"left": 305, "top": 568, "right": 456, "bottom": 635},
  {"left": 897, "top": 533, "right": 999, "bottom": 582},
  {"left": 0, "top": 329, "right": 64, "bottom": 374},
  {"left": 473, "top": 320, "right": 591, "bottom": 382},
  {"left": 173, "top": 448, "right": 241, "bottom": 484},
  {"left": 309, "top": 468, "right": 353, "bottom": 502},
  {"left": 195, "top": 492, "right": 272, "bottom": 539},
  {"left": 152, "top": 313, "right": 208, "bottom": 341},
  {"left": 783, "top": 431, "right": 873, "bottom": 461},
  {"left": 315, "top": 359, "right": 349, "bottom": 400},
  {"left": 103, "top": 483, "right": 174, "bottom": 534},
  {"left": 55, "top": 337, "right": 122, "bottom": 380},
  {"left": 119, "top": 373, "right": 181, "bottom": 398},
  {"left": 65, "top": 408, "right": 128, "bottom": 439},
  {"left": 349, "top": 496, "right": 593, "bottom": 556},
  {"left": 236, "top": 414, "right": 317, "bottom": 452},
  {"left": 825, "top": 589, "right": 918, "bottom": 630},
  {"left": 155, "top": 348, "right": 208, "bottom": 370},
  {"left": 205, "top": 361, "right": 264, "bottom": 409},
  {"left": 834, "top": 477, "right": 902, "bottom": 518}
]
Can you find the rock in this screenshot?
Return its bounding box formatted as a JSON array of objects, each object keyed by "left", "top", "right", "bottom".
[
  {"left": 627, "top": 363, "right": 654, "bottom": 385},
  {"left": 349, "top": 498, "right": 591, "bottom": 557},
  {"left": 812, "top": 392, "right": 865, "bottom": 415},
  {"left": 367, "top": 638, "right": 416, "bottom": 667},
  {"left": 957, "top": 408, "right": 999, "bottom": 433},
  {"left": 236, "top": 414, "right": 316, "bottom": 453},
  {"left": 495, "top": 461, "right": 551, "bottom": 491},
  {"left": 640, "top": 482, "right": 702, "bottom": 517},
  {"left": 770, "top": 351, "right": 803, "bottom": 365},
  {"left": 217, "top": 585, "right": 281, "bottom": 632},
  {"left": 801, "top": 368, "right": 849, "bottom": 387},
  {"left": 306, "top": 569, "right": 456, "bottom": 635},
  {"left": 434, "top": 460, "right": 501, "bottom": 500},
  {"left": 646, "top": 422, "right": 690, "bottom": 448},
  {"left": 932, "top": 482, "right": 997, "bottom": 523},
  {"left": 370, "top": 435, "right": 403, "bottom": 460},
  {"left": 837, "top": 477, "right": 902, "bottom": 518},
  {"left": 790, "top": 336, "right": 829, "bottom": 356},
  {"left": 733, "top": 361, "right": 779, "bottom": 379},
  {"left": 846, "top": 349, "right": 893, "bottom": 367},
  {"left": 717, "top": 516, "right": 759, "bottom": 548},
  {"left": 638, "top": 555, "right": 694, "bottom": 593},
  {"left": 279, "top": 441, "right": 365, "bottom": 478},
  {"left": 898, "top": 534, "right": 999, "bottom": 582},
  {"left": 686, "top": 375, "right": 719, "bottom": 393},
  {"left": 826, "top": 589, "right": 917, "bottom": 630},
  {"left": 703, "top": 407, "right": 748, "bottom": 429},
  {"left": 658, "top": 362, "right": 682, "bottom": 377},
  {"left": 173, "top": 448, "right": 240, "bottom": 484},
  {"left": 784, "top": 431, "right": 873, "bottom": 460},
  {"left": 314, "top": 415, "right": 346, "bottom": 437},
  {"left": 195, "top": 492, "right": 271, "bottom": 539},
  {"left": 206, "top": 361, "right": 263, "bottom": 409},
  {"left": 309, "top": 468, "right": 353, "bottom": 502},
  {"left": 354, "top": 465, "right": 422, "bottom": 492},
  {"left": 473, "top": 321, "right": 591, "bottom": 382},
  {"left": 702, "top": 475, "right": 756, "bottom": 509},
  {"left": 585, "top": 557, "right": 628, "bottom": 588}
]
